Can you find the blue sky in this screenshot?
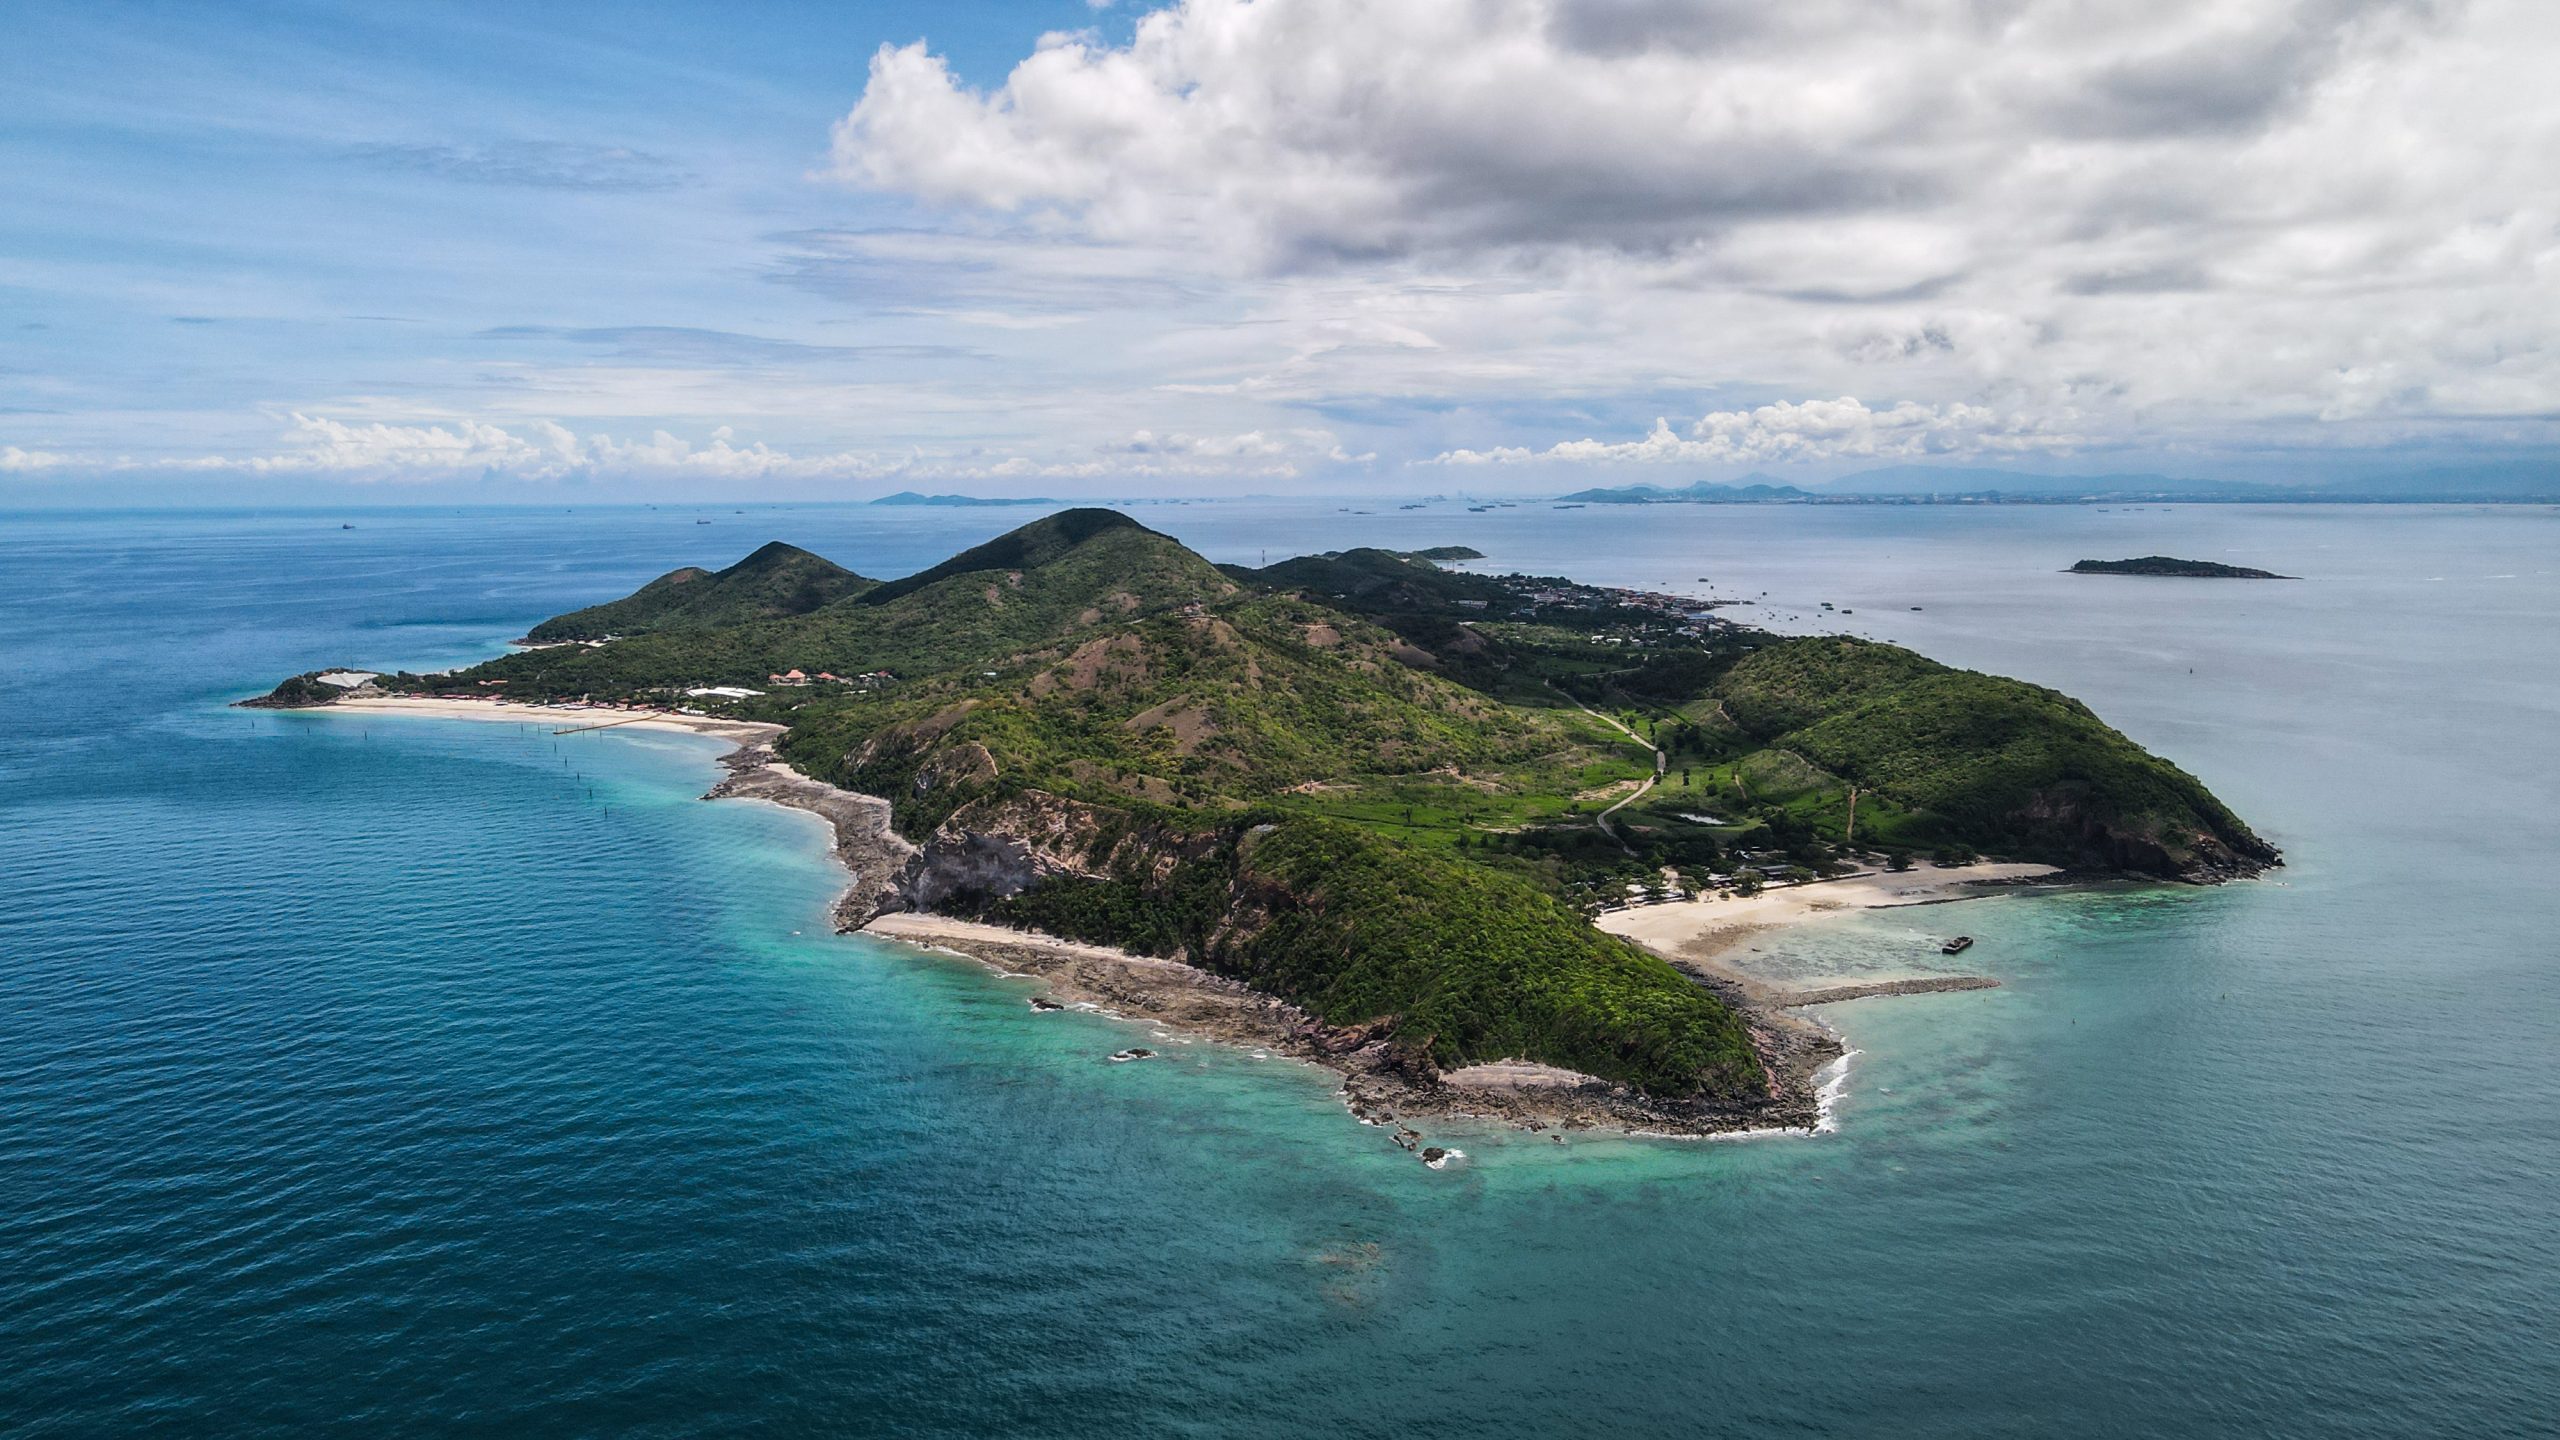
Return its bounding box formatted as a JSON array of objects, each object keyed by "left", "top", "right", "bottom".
[{"left": 5, "top": 1, "right": 2556, "bottom": 502}]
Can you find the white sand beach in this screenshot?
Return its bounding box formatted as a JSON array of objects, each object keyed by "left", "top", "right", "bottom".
[
  {"left": 319, "top": 694, "right": 783, "bottom": 745},
  {"left": 1595, "top": 861, "right": 2060, "bottom": 969}
]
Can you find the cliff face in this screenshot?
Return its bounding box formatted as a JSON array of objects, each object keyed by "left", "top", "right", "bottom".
[
  {"left": 2014, "top": 784, "right": 2281, "bottom": 881},
  {"left": 894, "top": 790, "right": 1125, "bottom": 916},
  {"left": 816, "top": 784, "right": 1210, "bottom": 930},
  {"left": 238, "top": 672, "right": 373, "bottom": 708}
]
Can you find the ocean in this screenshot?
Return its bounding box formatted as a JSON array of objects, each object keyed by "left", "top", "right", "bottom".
[{"left": 3, "top": 500, "right": 2554, "bottom": 1437}]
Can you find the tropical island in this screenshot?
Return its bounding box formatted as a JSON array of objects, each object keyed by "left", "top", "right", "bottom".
[
  {"left": 247, "top": 510, "right": 2276, "bottom": 1139},
  {"left": 2069, "top": 556, "right": 2295, "bottom": 579}
]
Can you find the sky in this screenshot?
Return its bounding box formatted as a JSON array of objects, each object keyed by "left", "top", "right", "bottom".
[{"left": 3, "top": 0, "right": 2557, "bottom": 504}]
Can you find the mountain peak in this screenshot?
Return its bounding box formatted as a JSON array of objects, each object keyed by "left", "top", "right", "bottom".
[
  {"left": 521, "top": 541, "right": 872, "bottom": 641},
  {"left": 729, "top": 540, "right": 829, "bottom": 572},
  {"left": 856, "top": 508, "right": 1169, "bottom": 606}
]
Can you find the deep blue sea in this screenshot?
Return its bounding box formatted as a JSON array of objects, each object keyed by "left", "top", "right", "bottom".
[{"left": 4, "top": 500, "right": 2555, "bottom": 1437}]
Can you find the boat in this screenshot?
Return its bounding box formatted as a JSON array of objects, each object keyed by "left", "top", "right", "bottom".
[{"left": 1942, "top": 936, "right": 1974, "bottom": 955}]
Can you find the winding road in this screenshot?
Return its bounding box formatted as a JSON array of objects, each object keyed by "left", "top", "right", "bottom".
[{"left": 1573, "top": 701, "right": 1666, "bottom": 852}]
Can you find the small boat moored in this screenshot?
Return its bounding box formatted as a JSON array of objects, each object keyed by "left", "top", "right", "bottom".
[{"left": 1941, "top": 936, "right": 1975, "bottom": 955}]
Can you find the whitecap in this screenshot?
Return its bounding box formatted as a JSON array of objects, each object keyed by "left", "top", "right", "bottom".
[{"left": 1813, "top": 1048, "right": 1861, "bottom": 1134}]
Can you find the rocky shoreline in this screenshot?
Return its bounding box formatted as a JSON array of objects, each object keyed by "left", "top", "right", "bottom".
[
  {"left": 703, "top": 742, "right": 1845, "bottom": 1142},
  {"left": 705, "top": 744, "right": 917, "bottom": 930},
  {"left": 859, "top": 915, "right": 1844, "bottom": 1141}
]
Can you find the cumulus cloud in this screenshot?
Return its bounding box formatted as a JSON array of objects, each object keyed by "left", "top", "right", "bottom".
[
  {"left": 823, "top": 0, "right": 2560, "bottom": 464},
  {"left": 830, "top": 0, "right": 2453, "bottom": 265},
  {"left": 1437, "top": 398, "right": 2080, "bottom": 466}
]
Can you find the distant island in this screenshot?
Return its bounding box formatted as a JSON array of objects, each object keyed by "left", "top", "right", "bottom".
[
  {"left": 2069, "top": 556, "right": 2295, "bottom": 579},
  {"left": 1524, "top": 460, "right": 2557, "bottom": 506},
  {"left": 1403, "top": 546, "right": 1484, "bottom": 562},
  {"left": 870, "top": 491, "right": 1057, "bottom": 507},
  {"left": 1555, "top": 476, "right": 1812, "bottom": 504},
  {"left": 248, "top": 511, "right": 2276, "bottom": 1139}
]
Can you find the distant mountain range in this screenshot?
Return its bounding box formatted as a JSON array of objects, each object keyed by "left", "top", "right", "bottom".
[
  {"left": 1549, "top": 461, "right": 2560, "bottom": 504},
  {"left": 1555, "top": 475, "right": 1813, "bottom": 503},
  {"left": 870, "top": 491, "right": 1057, "bottom": 507}
]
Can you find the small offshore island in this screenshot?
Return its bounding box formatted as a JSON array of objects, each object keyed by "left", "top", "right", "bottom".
[
  {"left": 248, "top": 511, "right": 2278, "bottom": 1142},
  {"left": 2070, "top": 556, "right": 2296, "bottom": 579}
]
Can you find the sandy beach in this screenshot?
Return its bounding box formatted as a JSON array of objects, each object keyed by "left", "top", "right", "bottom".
[
  {"left": 1595, "top": 861, "right": 2058, "bottom": 1004},
  {"left": 320, "top": 694, "right": 784, "bottom": 746}
]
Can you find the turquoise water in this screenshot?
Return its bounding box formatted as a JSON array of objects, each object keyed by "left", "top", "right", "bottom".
[{"left": 3, "top": 502, "right": 2555, "bottom": 1436}]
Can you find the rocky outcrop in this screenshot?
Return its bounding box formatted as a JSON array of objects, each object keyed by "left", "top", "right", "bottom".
[
  {"left": 738, "top": 772, "right": 1210, "bottom": 932},
  {"left": 2014, "top": 785, "right": 2280, "bottom": 882},
  {"left": 1783, "top": 975, "right": 2000, "bottom": 1006},
  {"left": 237, "top": 671, "right": 372, "bottom": 709},
  {"left": 706, "top": 745, "right": 917, "bottom": 929}
]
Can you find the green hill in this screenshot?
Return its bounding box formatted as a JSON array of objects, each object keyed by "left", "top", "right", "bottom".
[
  {"left": 256, "top": 509, "right": 2278, "bottom": 1103},
  {"left": 1711, "top": 637, "right": 2277, "bottom": 875},
  {"left": 524, "top": 541, "right": 875, "bottom": 641},
  {"left": 463, "top": 511, "right": 1237, "bottom": 691}
]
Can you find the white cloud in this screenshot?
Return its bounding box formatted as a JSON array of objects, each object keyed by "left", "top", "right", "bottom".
[
  {"left": 1, "top": 446, "right": 70, "bottom": 471},
  {"left": 824, "top": 0, "right": 2560, "bottom": 465},
  {"left": 21, "top": 2, "right": 2558, "bottom": 490},
  {"left": 1436, "top": 398, "right": 2080, "bottom": 465},
  {"left": 831, "top": 0, "right": 2467, "bottom": 266},
  {"left": 30, "top": 412, "right": 1367, "bottom": 487},
  {"left": 1105, "top": 426, "right": 1370, "bottom": 465}
]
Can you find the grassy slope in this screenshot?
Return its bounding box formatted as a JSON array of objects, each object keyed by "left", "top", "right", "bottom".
[
  {"left": 781, "top": 592, "right": 1554, "bottom": 837},
  {"left": 462, "top": 513, "right": 1236, "bottom": 692},
  {"left": 1711, "top": 637, "right": 2275, "bottom": 870}
]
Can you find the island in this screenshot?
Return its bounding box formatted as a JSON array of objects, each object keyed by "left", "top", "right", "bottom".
[
  {"left": 247, "top": 510, "right": 2278, "bottom": 1140},
  {"left": 1555, "top": 476, "right": 1812, "bottom": 504},
  {"left": 2069, "top": 556, "right": 2295, "bottom": 579},
  {"left": 870, "top": 491, "right": 1058, "bottom": 507}
]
